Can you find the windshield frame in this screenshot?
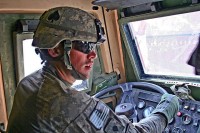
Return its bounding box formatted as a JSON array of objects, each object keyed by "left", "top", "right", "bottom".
[{"left": 119, "top": 4, "right": 200, "bottom": 84}]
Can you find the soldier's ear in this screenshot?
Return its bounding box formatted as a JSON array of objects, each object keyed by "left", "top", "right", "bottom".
[{"left": 48, "top": 47, "right": 61, "bottom": 57}]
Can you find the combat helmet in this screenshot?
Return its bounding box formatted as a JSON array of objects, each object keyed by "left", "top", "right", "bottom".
[{"left": 32, "top": 6, "right": 105, "bottom": 49}]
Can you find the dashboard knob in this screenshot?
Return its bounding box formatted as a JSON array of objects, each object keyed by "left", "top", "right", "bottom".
[
  {"left": 182, "top": 114, "right": 192, "bottom": 125},
  {"left": 115, "top": 103, "right": 134, "bottom": 117},
  {"left": 138, "top": 100, "right": 146, "bottom": 109},
  {"left": 143, "top": 106, "right": 155, "bottom": 118}
]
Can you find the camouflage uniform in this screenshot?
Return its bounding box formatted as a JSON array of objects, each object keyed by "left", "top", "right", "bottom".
[{"left": 7, "top": 64, "right": 169, "bottom": 133}]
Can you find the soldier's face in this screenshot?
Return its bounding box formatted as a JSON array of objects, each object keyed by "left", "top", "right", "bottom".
[{"left": 70, "top": 47, "right": 97, "bottom": 79}]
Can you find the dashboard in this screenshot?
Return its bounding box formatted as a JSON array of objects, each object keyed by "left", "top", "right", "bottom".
[
  {"left": 127, "top": 88, "right": 200, "bottom": 133},
  {"left": 96, "top": 82, "right": 200, "bottom": 133}
]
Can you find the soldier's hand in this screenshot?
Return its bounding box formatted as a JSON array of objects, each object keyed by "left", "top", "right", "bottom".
[{"left": 151, "top": 94, "right": 179, "bottom": 124}]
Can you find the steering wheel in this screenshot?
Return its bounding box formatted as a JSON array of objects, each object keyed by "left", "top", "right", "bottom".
[{"left": 93, "top": 82, "right": 168, "bottom": 122}]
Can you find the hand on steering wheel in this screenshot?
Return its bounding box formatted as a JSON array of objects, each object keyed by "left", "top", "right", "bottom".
[{"left": 93, "top": 82, "right": 168, "bottom": 122}]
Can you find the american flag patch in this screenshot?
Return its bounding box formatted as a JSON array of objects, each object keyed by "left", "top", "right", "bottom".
[{"left": 89, "top": 102, "right": 110, "bottom": 129}]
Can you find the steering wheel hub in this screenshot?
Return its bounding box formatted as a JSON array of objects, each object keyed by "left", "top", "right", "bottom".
[{"left": 115, "top": 103, "right": 134, "bottom": 117}]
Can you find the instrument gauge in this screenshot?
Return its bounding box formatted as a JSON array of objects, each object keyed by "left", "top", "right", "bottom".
[
  {"left": 137, "top": 100, "right": 146, "bottom": 109},
  {"left": 143, "top": 106, "right": 155, "bottom": 118},
  {"left": 182, "top": 114, "right": 192, "bottom": 125}
]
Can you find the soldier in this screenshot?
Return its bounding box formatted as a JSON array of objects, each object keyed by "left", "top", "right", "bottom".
[{"left": 7, "top": 6, "right": 179, "bottom": 133}]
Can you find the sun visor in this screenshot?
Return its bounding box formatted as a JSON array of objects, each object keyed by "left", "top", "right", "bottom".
[{"left": 92, "top": 0, "right": 163, "bottom": 10}]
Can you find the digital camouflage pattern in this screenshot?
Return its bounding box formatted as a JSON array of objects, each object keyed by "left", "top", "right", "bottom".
[
  {"left": 152, "top": 93, "right": 179, "bottom": 124},
  {"left": 7, "top": 65, "right": 174, "bottom": 133},
  {"left": 32, "top": 7, "right": 98, "bottom": 49}
]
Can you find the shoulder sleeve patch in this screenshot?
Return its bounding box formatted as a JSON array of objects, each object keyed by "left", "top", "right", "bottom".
[{"left": 89, "top": 101, "right": 109, "bottom": 130}]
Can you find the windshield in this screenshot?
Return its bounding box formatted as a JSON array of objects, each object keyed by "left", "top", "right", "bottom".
[{"left": 128, "top": 11, "right": 200, "bottom": 78}]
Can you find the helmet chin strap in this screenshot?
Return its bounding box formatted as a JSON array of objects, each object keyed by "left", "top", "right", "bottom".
[
  {"left": 63, "top": 43, "right": 87, "bottom": 80},
  {"left": 37, "top": 41, "right": 87, "bottom": 81}
]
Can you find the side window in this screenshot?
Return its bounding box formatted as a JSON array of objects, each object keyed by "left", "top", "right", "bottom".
[
  {"left": 22, "top": 39, "right": 43, "bottom": 76},
  {"left": 13, "top": 32, "right": 43, "bottom": 83}
]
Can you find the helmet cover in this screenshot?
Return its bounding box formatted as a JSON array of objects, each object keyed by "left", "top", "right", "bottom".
[{"left": 32, "top": 6, "right": 98, "bottom": 49}]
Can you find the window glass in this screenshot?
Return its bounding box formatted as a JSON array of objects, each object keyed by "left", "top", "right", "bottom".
[
  {"left": 23, "top": 39, "right": 43, "bottom": 76},
  {"left": 128, "top": 11, "right": 200, "bottom": 77}
]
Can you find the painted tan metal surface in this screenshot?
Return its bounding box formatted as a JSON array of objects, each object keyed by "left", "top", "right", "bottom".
[
  {"left": 0, "top": 56, "right": 7, "bottom": 128},
  {"left": 0, "top": 0, "right": 94, "bottom": 13},
  {"left": 104, "top": 9, "right": 126, "bottom": 83}
]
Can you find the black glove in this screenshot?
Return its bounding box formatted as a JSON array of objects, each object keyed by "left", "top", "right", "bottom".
[{"left": 151, "top": 94, "right": 179, "bottom": 124}]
